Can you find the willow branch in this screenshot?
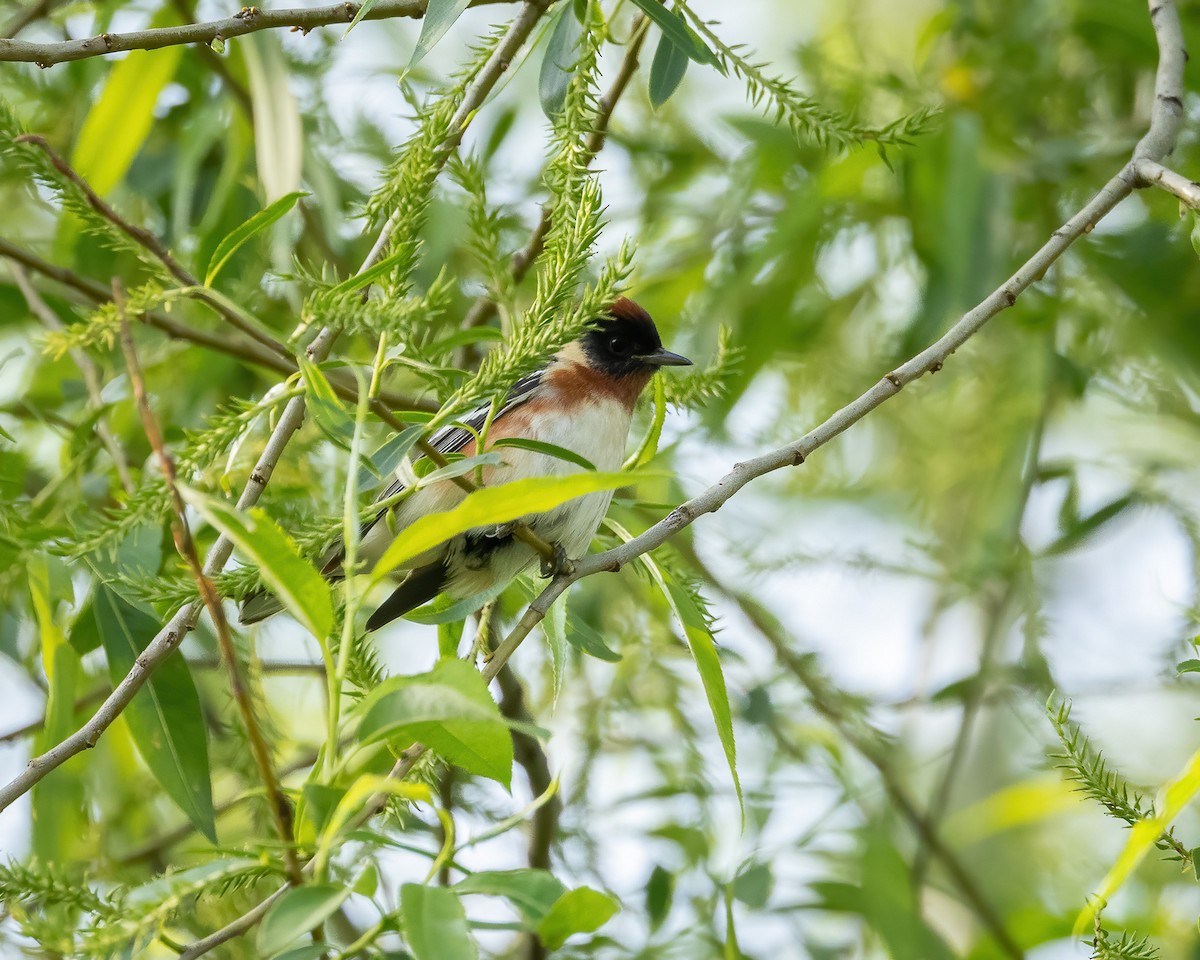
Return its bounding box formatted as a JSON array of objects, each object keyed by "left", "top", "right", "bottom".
[
  {"left": 1133, "top": 157, "right": 1200, "bottom": 208},
  {"left": 0, "top": 0, "right": 512, "bottom": 65},
  {"left": 0, "top": 238, "right": 435, "bottom": 411},
  {"left": 10, "top": 262, "right": 134, "bottom": 493},
  {"left": 0, "top": 0, "right": 551, "bottom": 900},
  {"left": 116, "top": 286, "right": 303, "bottom": 887}
]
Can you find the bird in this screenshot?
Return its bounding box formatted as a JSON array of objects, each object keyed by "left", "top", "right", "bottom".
[{"left": 239, "top": 297, "right": 691, "bottom": 632}]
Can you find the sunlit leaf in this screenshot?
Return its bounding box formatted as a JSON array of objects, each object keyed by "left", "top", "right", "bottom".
[
  {"left": 179, "top": 484, "right": 333, "bottom": 639},
  {"left": 492, "top": 437, "right": 596, "bottom": 471},
  {"left": 370, "top": 470, "right": 651, "bottom": 582},
  {"left": 204, "top": 190, "right": 307, "bottom": 286},
  {"left": 536, "top": 886, "right": 619, "bottom": 949},
  {"left": 72, "top": 27, "right": 184, "bottom": 195}
]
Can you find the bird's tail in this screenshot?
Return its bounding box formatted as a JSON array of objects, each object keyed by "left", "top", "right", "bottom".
[{"left": 238, "top": 590, "right": 284, "bottom": 625}]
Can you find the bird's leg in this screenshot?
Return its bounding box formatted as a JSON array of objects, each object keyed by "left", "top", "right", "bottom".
[{"left": 540, "top": 542, "right": 574, "bottom": 578}]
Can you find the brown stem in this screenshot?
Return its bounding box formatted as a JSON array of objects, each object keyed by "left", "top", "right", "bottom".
[{"left": 116, "top": 282, "right": 303, "bottom": 888}]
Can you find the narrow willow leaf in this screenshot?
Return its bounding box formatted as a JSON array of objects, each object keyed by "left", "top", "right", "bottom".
[
  {"left": 243, "top": 33, "right": 302, "bottom": 201},
  {"left": 258, "top": 885, "right": 350, "bottom": 956},
  {"left": 357, "top": 658, "right": 515, "bottom": 787},
  {"left": 567, "top": 614, "right": 620, "bottom": 662},
  {"left": 402, "top": 884, "right": 477, "bottom": 960},
  {"left": 358, "top": 423, "right": 427, "bottom": 490},
  {"left": 1075, "top": 745, "right": 1200, "bottom": 936},
  {"left": 179, "top": 484, "right": 333, "bottom": 639},
  {"left": 627, "top": 0, "right": 718, "bottom": 66},
  {"left": 371, "top": 471, "right": 651, "bottom": 582},
  {"left": 312, "top": 775, "right": 431, "bottom": 877},
  {"left": 419, "top": 452, "right": 504, "bottom": 485},
  {"left": 536, "top": 887, "right": 619, "bottom": 949},
  {"left": 661, "top": 572, "right": 743, "bottom": 819},
  {"left": 93, "top": 586, "right": 216, "bottom": 842},
  {"left": 410, "top": 0, "right": 472, "bottom": 67},
  {"left": 342, "top": 0, "right": 379, "bottom": 36},
  {"left": 648, "top": 28, "right": 690, "bottom": 109},
  {"left": 624, "top": 373, "right": 666, "bottom": 469},
  {"left": 72, "top": 23, "right": 184, "bottom": 195},
  {"left": 456, "top": 869, "right": 566, "bottom": 924},
  {"left": 544, "top": 592, "right": 568, "bottom": 705},
  {"left": 492, "top": 437, "right": 596, "bottom": 471},
  {"left": 539, "top": 2, "right": 585, "bottom": 117},
  {"left": 204, "top": 190, "right": 307, "bottom": 286},
  {"left": 325, "top": 246, "right": 411, "bottom": 297},
  {"left": 297, "top": 356, "right": 355, "bottom": 450}
]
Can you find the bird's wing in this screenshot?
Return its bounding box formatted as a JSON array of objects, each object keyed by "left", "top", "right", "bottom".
[{"left": 319, "top": 369, "right": 546, "bottom": 575}]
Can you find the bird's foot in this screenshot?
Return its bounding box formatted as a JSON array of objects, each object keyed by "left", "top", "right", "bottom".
[{"left": 540, "top": 543, "right": 574, "bottom": 578}]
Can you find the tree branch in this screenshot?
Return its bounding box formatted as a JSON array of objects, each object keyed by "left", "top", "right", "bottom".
[
  {"left": 116, "top": 284, "right": 303, "bottom": 887},
  {"left": 0, "top": 0, "right": 552, "bottom": 904},
  {"left": 0, "top": 0, "right": 513, "bottom": 65},
  {"left": 10, "top": 262, "right": 134, "bottom": 493},
  {"left": 1133, "top": 157, "right": 1200, "bottom": 208}
]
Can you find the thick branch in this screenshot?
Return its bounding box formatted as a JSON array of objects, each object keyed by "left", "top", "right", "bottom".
[{"left": 0, "top": 0, "right": 511, "bottom": 65}]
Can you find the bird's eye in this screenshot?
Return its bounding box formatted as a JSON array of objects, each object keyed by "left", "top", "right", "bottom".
[{"left": 609, "top": 337, "right": 632, "bottom": 357}]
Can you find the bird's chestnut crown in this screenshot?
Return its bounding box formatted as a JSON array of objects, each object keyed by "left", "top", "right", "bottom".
[{"left": 581, "top": 297, "right": 692, "bottom": 378}]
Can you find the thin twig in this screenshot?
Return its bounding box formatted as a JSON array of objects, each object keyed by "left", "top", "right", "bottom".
[
  {"left": 0, "top": 0, "right": 64, "bottom": 39},
  {"left": 115, "top": 282, "right": 303, "bottom": 888},
  {"left": 15, "top": 134, "right": 294, "bottom": 361},
  {"left": 0, "top": 0, "right": 514, "bottom": 65},
  {"left": 0, "top": 238, "right": 435, "bottom": 411},
  {"left": 10, "top": 262, "right": 134, "bottom": 492}
]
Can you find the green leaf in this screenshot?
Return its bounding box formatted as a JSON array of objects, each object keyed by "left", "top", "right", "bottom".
[
  {"left": 624, "top": 373, "right": 666, "bottom": 469},
  {"left": 179, "top": 484, "right": 333, "bottom": 639},
  {"left": 567, "top": 616, "right": 621, "bottom": 662},
  {"left": 627, "top": 0, "right": 719, "bottom": 66},
  {"left": 1177, "top": 659, "right": 1200, "bottom": 675},
  {"left": 1076, "top": 744, "right": 1200, "bottom": 936},
  {"left": 456, "top": 869, "right": 566, "bottom": 924},
  {"left": 258, "top": 884, "right": 350, "bottom": 956},
  {"left": 410, "top": 0, "right": 472, "bottom": 67},
  {"left": 357, "top": 658, "right": 514, "bottom": 786},
  {"left": 661, "top": 572, "right": 742, "bottom": 819},
  {"left": 544, "top": 593, "right": 568, "bottom": 704},
  {"left": 401, "top": 884, "right": 478, "bottom": 960},
  {"left": 1191, "top": 211, "right": 1200, "bottom": 261},
  {"left": 371, "top": 471, "right": 650, "bottom": 582},
  {"left": 72, "top": 23, "right": 184, "bottom": 195},
  {"left": 536, "top": 887, "right": 619, "bottom": 949},
  {"left": 343, "top": 0, "right": 380, "bottom": 36},
  {"left": 648, "top": 28, "right": 690, "bottom": 108},
  {"left": 419, "top": 452, "right": 504, "bottom": 485},
  {"left": 539, "top": 2, "right": 585, "bottom": 117},
  {"left": 492, "top": 437, "right": 596, "bottom": 471},
  {"left": 92, "top": 586, "right": 216, "bottom": 843},
  {"left": 204, "top": 190, "right": 307, "bottom": 286},
  {"left": 243, "top": 33, "right": 303, "bottom": 201},
  {"left": 325, "top": 246, "right": 413, "bottom": 298},
  {"left": 297, "top": 355, "right": 356, "bottom": 450},
  {"left": 646, "top": 865, "right": 673, "bottom": 930}
]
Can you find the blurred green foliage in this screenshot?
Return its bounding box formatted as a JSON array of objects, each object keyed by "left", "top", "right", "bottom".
[{"left": 2, "top": 0, "right": 1200, "bottom": 957}]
